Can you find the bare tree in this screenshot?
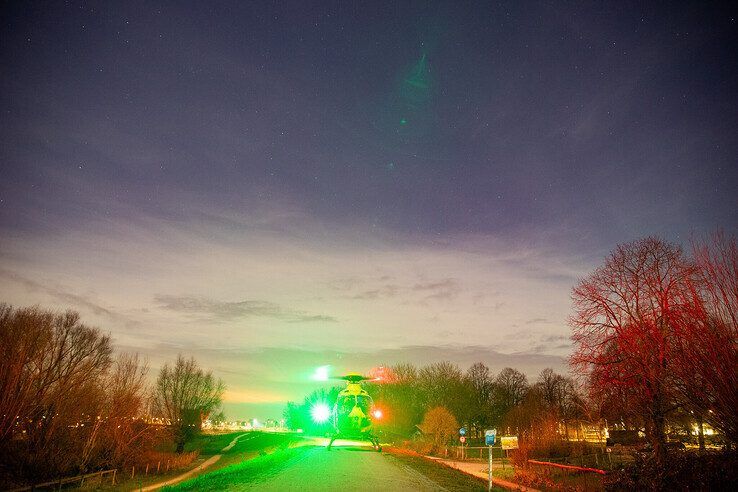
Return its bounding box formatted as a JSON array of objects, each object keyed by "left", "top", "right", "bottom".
[
  {"left": 570, "top": 237, "right": 694, "bottom": 467},
  {"left": 153, "top": 355, "right": 225, "bottom": 452},
  {"left": 672, "top": 232, "right": 738, "bottom": 446},
  {"left": 0, "top": 304, "right": 113, "bottom": 480},
  {"left": 535, "top": 368, "right": 566, "bottom": 410},
  {"left": 493, "top": 367, "right": 529, "bottom": 426},
  {"left": 0, "top": 304, "right": 47, "bottom": 442},
  {"left": 533, "top": 368, "right": 584, "bottom": 437},
  {"left": 465, "top": 363, "right": 494, "bottom": 435},
  {"left": 418, "top": 362, "right": 471, "bottom": 426},
  {"left": 82, "top": 353, "right": 152, "bottom": 470}
]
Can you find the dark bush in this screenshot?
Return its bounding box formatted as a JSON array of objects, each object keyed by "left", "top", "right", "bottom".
[{"left": 605, "top": 450, "right": 738, "bottom": 491}]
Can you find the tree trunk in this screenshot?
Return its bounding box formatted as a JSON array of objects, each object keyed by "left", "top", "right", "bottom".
[
  {"left": 80, "top": 418, "right": 102, "bottom": 472},
  {"left": 698, "top": 419, "right": 705, "bottom": 452},
  {"left": 651, "top": 411, "right": 668, "bottom": 470}
]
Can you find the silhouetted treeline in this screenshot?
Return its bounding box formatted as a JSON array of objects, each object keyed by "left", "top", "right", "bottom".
[{"left": 283, "top": 362, "right": 586, "bottom": 440}]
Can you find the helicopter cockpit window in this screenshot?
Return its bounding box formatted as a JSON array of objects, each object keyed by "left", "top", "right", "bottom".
[
  {"left": 356, "top": 395, "right": 372, "bottom": 413},
  {"left": 338, "top": 396, "right": 355, "bottom": 413}
]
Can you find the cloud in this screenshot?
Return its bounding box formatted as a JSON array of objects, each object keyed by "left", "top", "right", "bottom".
[
  {"left": 351, "top": 284, "right": 399, "bottom": 300},
  {"left": 0, "top": 208, "right": 580, "bottom": 413},
  {"left": 287, "top": 314, "right": 336, "bottom": 324},
  {"left": 154, "top": 294, "right": 337, "bottom": 323},
  {"left": 413, "top": 278, "right": 460, "bottom": 300},
  {"left": 341, "top": 277, "right": 461, "bottom": 302},
  {"left": 539, "top": 334, "right": 571, "bottom": 343},
  {"left": 0, "top": 268, "right": 135, "bottom": 325}
]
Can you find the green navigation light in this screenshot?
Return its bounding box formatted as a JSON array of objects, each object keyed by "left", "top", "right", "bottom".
[{"left": 311, "top": 403, "right": 331, "bottom": 423}]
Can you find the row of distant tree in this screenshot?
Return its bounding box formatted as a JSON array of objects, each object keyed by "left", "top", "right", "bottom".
[
  {"left": 0, "top": 304, "right": 224, "bottom": 486},
  {"left": 284, "top": 362, "right": 584, "bottom": 441}
]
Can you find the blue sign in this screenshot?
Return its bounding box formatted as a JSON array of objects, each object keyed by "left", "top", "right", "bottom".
[
  {"left": 459, "top": 427, "right": 467, "bottom": 436},
  {"left": 485, "top": 429, "right": 497, "bottom": 446}
]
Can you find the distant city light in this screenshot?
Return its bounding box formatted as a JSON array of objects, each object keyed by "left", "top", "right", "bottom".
[{"left": 311, "top": 403, "right": 331, "bottom": 423}]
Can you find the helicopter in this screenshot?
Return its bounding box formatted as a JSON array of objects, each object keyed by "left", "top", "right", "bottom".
[{"left": 318, "top": 373, "right": 384, "bottom": 451}]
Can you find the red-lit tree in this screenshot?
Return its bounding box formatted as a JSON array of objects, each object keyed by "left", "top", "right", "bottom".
[
  {"left": 672, "top": 232, "right": 738, "bottom": 447},
  {"left": 570, "top": 237, "right": 695, "bottom": 467}
]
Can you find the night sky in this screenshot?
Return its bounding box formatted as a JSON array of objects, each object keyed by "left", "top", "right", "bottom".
[{"left": 1, "top": 1, "right": 736, "bottom": 419}]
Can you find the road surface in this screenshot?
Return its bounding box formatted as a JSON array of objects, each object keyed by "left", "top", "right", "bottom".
[{"left": 237, "top": 445, "right": 451, "bottom": 491}]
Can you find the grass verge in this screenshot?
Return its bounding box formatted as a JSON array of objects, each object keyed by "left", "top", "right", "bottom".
[
  {"left": 184, "top": 432, "right": 246, "bottom": 455},
  {"left": 113, "top": 432, "right": 302, "bottom": 490},
  {"left": 161, "top": 446, "right": 308, "bottom": 491}
]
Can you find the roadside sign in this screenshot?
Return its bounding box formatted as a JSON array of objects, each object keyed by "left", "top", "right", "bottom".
[
  {"left": 500, "top": 436, "right": 518, "bottom": 450},
  {"left": 485, "top": 429, "right": 497, "bottom": 446},
  {"left": 460, "top": 436, "right": 466, "bottom": 444},
  {"left": 485, "top": 429, "right": 497, "bottom": 491},
  {"left": 459, "top": 427, "right": 467, "bottom": 436}
]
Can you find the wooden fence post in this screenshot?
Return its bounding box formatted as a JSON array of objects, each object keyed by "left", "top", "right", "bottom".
[{"left": 131, "top": 466, "right": 135, "bottom": 479}]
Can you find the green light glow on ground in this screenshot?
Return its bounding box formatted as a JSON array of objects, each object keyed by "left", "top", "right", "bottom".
[{"left": 164, "top": 445, "right": 497, "bottom": 491}]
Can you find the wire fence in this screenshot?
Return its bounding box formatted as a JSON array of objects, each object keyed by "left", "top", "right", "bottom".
[
  {"left": 7, "top": 455, "right": 198, "bottom": 492},
  {"left": 526, "top": 459, "right": 606, "bottom": 491},
  {"left": 530, "top": 450, "right": 633, "bottom": 471},
  {"left": 452, "top": 445, "right": 510, "bottom": 461},
  {"left": 8, "top": 469, "right": 117, "bottom": 491}
]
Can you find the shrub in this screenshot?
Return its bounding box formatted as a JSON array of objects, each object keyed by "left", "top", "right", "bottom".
[{"left": 604, "top": 450, "right": 738, "bottom": 491}]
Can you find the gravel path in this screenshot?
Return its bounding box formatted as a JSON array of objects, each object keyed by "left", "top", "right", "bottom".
[{"left": 140, "top": 433, "right": 250, "bottom": 491}]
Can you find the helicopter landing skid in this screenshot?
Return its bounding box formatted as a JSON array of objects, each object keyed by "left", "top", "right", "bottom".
[
  {"left": 370, "top": 435, "right": 382, "bottom": 452},
  {"left": 326, "top": 435, "right": 382, "bottom": 452}
]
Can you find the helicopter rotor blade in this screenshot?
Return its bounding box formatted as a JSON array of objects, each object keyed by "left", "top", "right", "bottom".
[{"left": 331, "top": 374, "right": 375, "bottom": 382}]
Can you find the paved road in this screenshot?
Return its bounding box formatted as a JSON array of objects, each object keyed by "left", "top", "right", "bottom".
[{"left": 238, "top": 445, "right": 450, "bottom": 491}]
